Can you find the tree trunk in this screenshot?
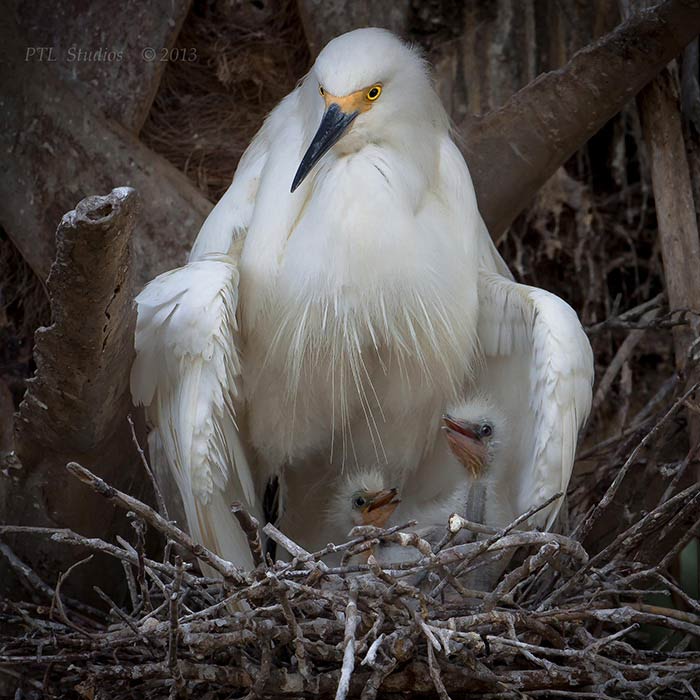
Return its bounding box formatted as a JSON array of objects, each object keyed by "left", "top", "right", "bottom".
[
  {"left": 462, "top": 0, "right": 700, "bottom": 237},
  {"left": 635, "top": 68, "right": 700, "bottom": 370},
  {"left": 1, "top": 188, "right": 145, "bottom": 600},
  {"left": 13, "top": 0, "right": 193, "bottom": 134},
  {"left": 0, "top": 10, "right": 212, "bottom": 291}
]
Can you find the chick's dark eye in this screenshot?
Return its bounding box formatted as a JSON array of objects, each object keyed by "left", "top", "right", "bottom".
[
  {"left": 479, "top": 424, "right": 493, "bottom": 438},
  {"left": 319, "top": 85, "right": 325, "bottom": 96},
  {"left": 352, "top": 496, "right": 366, "bottom": 509}
]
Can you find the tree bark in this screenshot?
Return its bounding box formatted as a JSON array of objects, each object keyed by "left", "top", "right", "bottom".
[
  {"left": 11, "top": 0, "right": 192, "bottom": 134},
  {"left": 432, "top": 1, "right": 619, "bottom": 123},
  {"left": 296, "top": 0, "right": 411, "bottom": 58},
  {"left": 0, "top": 13, "right": 212, "bottom": 291},
  {"left": 635, "top": 69, "right": 700, "bottom": 370},
  {"left": 461, "top": 0, "right": 700, "bottom": 237},
  {"left": 0, "top": 188, "right": 146, "bottom": 600}
]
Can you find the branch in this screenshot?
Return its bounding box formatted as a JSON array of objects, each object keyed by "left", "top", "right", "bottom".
[
  {"left": 462, "top": 0, "right": 700, "bottom": 236},
  {"left": 0, "top": 188, "right": 145, "bottom": 601},
  {"left": 15, "top": 0, "right": 192, "bottom": 133},
  {"left": 65, "top": 461, "right": 247, "bottom": 585},
  {"left": 0, "top": 14, "right": 211, "bottom": 288}
]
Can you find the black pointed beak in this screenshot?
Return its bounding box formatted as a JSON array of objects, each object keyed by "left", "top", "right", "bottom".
[{"left": 291, "top": 103, "right": 359, "bottom": 192}]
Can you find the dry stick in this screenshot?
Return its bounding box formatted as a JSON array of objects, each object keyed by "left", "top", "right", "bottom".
[
  {"left": 482, "top": 542, "right": 561, "bottom": 612},
  {"left": 0, "top": 525, "right": 203, "bottom": 589},
  {"left": 586, "top": 293, "right": 664, "bottom": 334},
  {"left": 430, "top": 493, "right": 562, "bottom": 598},
  {"left": 130, "top": 516, "right": 153, "bottom": 612},
  {"left": 92, "top": 586, "right": 158, "bottom": 656},
  {"left": 591, "top": 307, "right": 660, "bottom": 414},
  {"left": 589, "top": 309, "right": 693, "bottom": 333},
  {"left": 308, "top": 521, "right": 417, "bottom": 563},
  {"left": 573, "top": 383, "right": 698, "bottom": 543},
  {"left": 0, "top": 541, "right": 103, "bottom": 622},
  {"left": 167, "top": 557, "right": 185, "bottom": 699},
  {"left": 51, "top": 556, "right": 96, "bottom": 638},
  {"left": 335, "top": 580, "right": 359, "bottom": 700},
  {"left": 121, "top": 559, "right": 140, "bottom": 612},
  {"left": 270, "top": 575, "right": 311, "bottom": 681},
  {"left": 659, "top": 511, "right": 700, "bottom": 571},
  {"left": 659, "top": 437, "right": 700, "bottom": 504},
  {"left": 360, "top": 659, "right": 397, "bottom": 700},
  {"left": 263, "top": 523, "right": 312, "bottom": 562},
  {"left": 128, "top": 414, "right": 169, "bottom": 521},
  {"left": 65, "top": 462, "right": 246, "bottom": 584},
  {"left": 231, "top": 502, "right": 264, "bottom": 568},
  {"left": 541, "top": 482, "right": 700, "bottom": 610},
  {"left": 426, "top": 643, "right": 451, "bottom": 700},
  {"left": 578, "top": 375, "right": 679, "bottom": 460},
  {"left": 250, "top": 634, "right": 273, "bottom": 698}
]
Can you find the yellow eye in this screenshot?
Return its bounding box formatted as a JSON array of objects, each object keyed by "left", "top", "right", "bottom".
[
  {"left": 366, "top": 84, "right": 382, "bottom": 101},
  {"left": 319, "top": 85, "right": 325, "bottom": 96}
]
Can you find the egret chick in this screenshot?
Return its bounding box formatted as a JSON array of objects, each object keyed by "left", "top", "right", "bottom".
[
  {"left": 329, "top": 465, "right": 468, "bottom": 559},
  {"left": 442, "top": 396, "right": 509, "bottom": 527},
  {"left": 442, "top": 397, "right": 507, "bottom": 480},
  {"left": 329, "top": 470, "right": 420, "bottom": 565},
  {"left": 332, "top": 471, "right": 402, "bottom": 530}
]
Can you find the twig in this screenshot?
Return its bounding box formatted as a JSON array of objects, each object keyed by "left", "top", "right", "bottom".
[
  {"left": 65, "top": 461, "right": 246, "bottom": 584},
  {"left": 232, "top": 502, "right": 264, "bottom": 568},
  {"left": 586, "top": 292, "right": 664, "bottom": 334},
  {"left": 426, "top": 643, "right": 451, "bottom": 700},
  {"left": 270, "top": 574, "right": 311, "bottom": 682},
  {"left": 51, "top": 556, "right": 95, "bottom": 638},
  {"left": 573, "top": 383, "right": 698, "bottom": 543},
  {"left": 168, "top": 557, "right": 185, "bottom": 699},
  {"left": 128, "top": 414, "right": 169, "bottom": 521},
  {"left": 336, "top": 579, "right": 359, "bottom": 700}
]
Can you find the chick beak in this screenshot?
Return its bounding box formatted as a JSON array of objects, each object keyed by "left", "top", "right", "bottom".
[
  {"left": 442, "top": 414, "right": 486, "bottom": 479},
  {"left": 291, "top": 103, "right": 359, "bottom": 192},
  {"left": 362, "top": 488, "right": 400, "bottom": 528}
]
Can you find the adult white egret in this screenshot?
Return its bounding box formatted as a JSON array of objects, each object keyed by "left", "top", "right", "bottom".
[{"left": 131, "top": 27, "right": 593, "bottom": 570}]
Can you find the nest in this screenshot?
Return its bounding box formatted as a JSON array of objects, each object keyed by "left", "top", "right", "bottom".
[{"left": 2, "top": 361, "right": 700, "bottom": 699}]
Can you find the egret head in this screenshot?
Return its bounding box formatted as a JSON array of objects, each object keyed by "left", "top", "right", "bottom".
[
  {"left": 330, "top": 469, "right": 401, "bottom": 530},
  {"left": 442, "top": 397, "right": 507, "bottom": 479},
  {"left": 291, "top": 28, "right": 446, "bottom": 192}
]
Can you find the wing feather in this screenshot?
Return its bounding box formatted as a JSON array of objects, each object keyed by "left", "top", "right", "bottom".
[
  {"left": 477, "top": 272, "right": 593, "bottom": 530},
  {"left": 131, "top": 255, "right": 258, "bottom": 569}
]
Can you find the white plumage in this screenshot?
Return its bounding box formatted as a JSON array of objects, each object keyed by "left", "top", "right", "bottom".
[
  {"left": 474, "top": 272, "right": 594, "bottom": 530},
  {"left": 130, "top": 253, "right": 258, "bottom": 571},
  {"left": 130, "top": 27, "right": 593, "bottom": 570}
]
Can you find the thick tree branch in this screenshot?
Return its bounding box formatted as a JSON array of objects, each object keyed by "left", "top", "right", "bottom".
[
  {"left": 461, "top": 0, "right": 700, "bottom": 236},
  {"left": 0, "top": 15, "right": 212, "bottom": 289},
  {"left": 14, "top": 189, "right": 136, "bottom": 451},
  {"left": 14, "top": 0, "right": 193, "bottom": 133},
  {"left": 296, "top": 0, "right": 410, "bottom": 58},
  {"left": 0, "top": 188, "right": 147, "bottom": 600}
]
